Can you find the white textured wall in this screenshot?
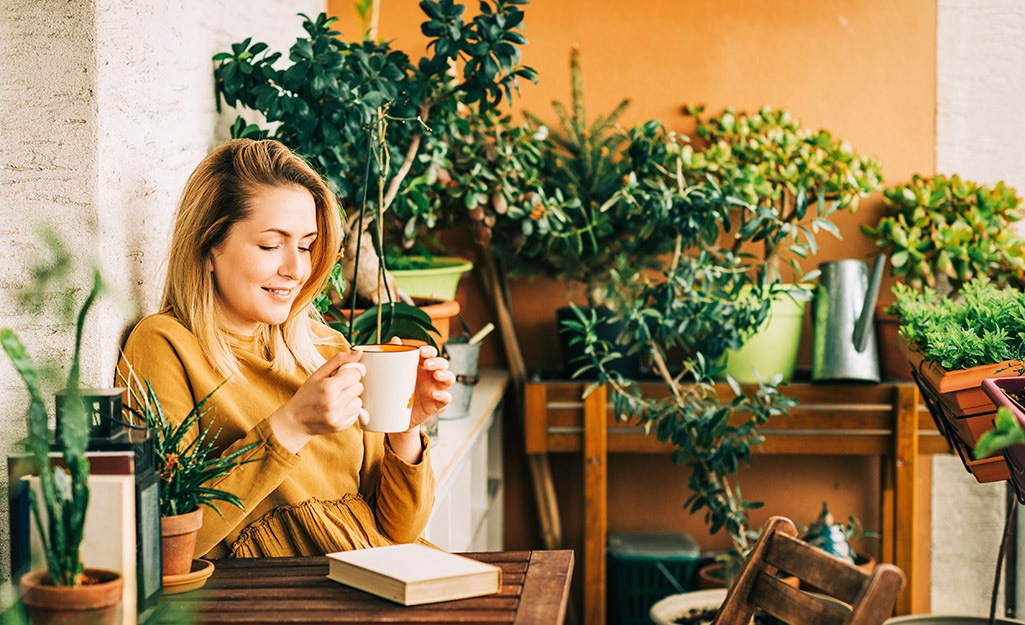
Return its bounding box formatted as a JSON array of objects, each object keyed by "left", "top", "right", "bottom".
[
  {"left": 0, "top": 0, "right": 321, "bottom": 591},
  {"left": 933, "top": 0, "right": 1025, "bottom": 615}
]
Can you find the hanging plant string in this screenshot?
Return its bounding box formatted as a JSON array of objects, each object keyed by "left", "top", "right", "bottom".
[
  {"left": 374, "top": 106, "right": 395, "bottom": 335},
  {"left": 346, "top": 120, "right": 376, "bottom": 343},
  {"left": 346, "top": 105, "right": 436, "bottom": 345}
]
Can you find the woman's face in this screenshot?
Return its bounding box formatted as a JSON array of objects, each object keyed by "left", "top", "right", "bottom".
[{"left": 210, "top": 185, "right": 318, "bottom": 336}]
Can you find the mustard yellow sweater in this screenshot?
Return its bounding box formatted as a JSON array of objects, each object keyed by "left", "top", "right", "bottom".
[{"left": 117, "top": 312, "right": 435, "bottom": 558}]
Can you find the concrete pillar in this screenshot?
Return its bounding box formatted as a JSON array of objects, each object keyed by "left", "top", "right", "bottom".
[
  {"left": 0, "top": 0, "right": 321, "bottom": 592},
  {"left": 933, "top": 0, "right": 1025, "bottom": 614}
]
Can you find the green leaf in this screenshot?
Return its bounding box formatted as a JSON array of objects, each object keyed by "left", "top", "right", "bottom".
[{"left": 974, "top": 407, "right": 1025, "bottom": 459}]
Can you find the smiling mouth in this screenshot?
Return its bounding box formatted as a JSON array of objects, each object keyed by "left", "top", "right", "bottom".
[{"left": 264, "top": 287, "right": 294, "bottom": 298}]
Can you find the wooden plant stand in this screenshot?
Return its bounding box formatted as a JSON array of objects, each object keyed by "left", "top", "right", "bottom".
[{"left": 524, "top": 379, "right": 948, "bottom": 625}]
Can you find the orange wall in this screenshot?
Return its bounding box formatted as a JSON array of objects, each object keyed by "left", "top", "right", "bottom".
[{"left": 328, "top": 0, "right": 936, "bottom": 608}]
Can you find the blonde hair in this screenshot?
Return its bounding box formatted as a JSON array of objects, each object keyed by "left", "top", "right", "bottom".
[{"left": 163, "top": 139, "right": 342, "bottom": 377}]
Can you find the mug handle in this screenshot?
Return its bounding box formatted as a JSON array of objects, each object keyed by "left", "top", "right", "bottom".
[{"left": 337, "top": 362, "right": 371, "bottom": 426}]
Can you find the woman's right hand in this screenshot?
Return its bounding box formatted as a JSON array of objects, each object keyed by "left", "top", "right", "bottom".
[{"left": 268, "top": 350, "right": 365, "bottom": 454}]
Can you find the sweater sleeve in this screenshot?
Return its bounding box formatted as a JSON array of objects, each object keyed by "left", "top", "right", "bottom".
[
  {"left": 117, "top": 317, "right": 301, "bottom": 556},
  {"left": 359, "top": 430, "right": 436, "bottom": 543}
]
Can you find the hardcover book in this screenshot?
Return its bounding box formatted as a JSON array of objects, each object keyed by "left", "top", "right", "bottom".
[{"left": 325, "top": 544, "right": 501, "bottom": 606}]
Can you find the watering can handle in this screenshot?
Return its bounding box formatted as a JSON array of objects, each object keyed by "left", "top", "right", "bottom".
[{"left": 852, "top": 254, "right": 887, "bottom": 353}]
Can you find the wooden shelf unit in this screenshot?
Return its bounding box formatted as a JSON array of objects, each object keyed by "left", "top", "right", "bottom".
[
  {"left": 422, "top": 368, "right": 508, "bottom": 552},
  {"left": 524, "top": 379, "right": 947, "bottom": 625}
]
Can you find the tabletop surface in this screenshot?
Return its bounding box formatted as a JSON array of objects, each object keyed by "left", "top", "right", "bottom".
[{"left": 155, "top": 550, "right": 574, "bottom": 625}]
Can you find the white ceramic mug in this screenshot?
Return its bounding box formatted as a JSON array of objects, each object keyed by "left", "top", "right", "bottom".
[{"left": 338, "top": 344, "right": 420, "bottom": 433}]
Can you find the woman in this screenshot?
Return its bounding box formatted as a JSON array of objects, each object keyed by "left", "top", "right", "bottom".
[{"left": 117, "top": 139, "right": 453, "bottom": 558}]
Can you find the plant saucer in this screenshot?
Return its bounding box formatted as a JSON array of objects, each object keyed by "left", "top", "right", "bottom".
[{"left": 162, "top": 558, "right": 214, "bottom": 595}]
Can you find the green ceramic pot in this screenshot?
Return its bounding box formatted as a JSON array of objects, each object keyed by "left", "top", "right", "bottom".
[
  {"left": 390, "top": 257, "right": 474, "bottom": 301},
  {"left": 721, "top": 286, "right": 811, "bottom": 384}
]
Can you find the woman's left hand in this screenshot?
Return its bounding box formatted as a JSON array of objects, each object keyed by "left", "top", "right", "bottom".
[
  {"left": 384, "top": 338, "right": 453, "bottom": 463},
  {"left": 408, "top": 342, "right": 454, "bottom": 427}
]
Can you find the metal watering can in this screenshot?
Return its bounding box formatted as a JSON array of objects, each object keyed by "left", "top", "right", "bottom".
[{"left": 811, "top": 256, "right": 886, "bottom": 382}]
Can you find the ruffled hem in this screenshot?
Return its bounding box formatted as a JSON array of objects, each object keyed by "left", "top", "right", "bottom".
[{"left": 230, "top": 494, "right": 416, "bottom": 557}]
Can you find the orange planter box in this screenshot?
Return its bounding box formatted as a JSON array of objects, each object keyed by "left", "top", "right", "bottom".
[
  {"left": 898, "top": 335, "right": 1016, "bottom": 482},
  {"left": 898, "top": 336, "right": 1020, "bottom": 414}
]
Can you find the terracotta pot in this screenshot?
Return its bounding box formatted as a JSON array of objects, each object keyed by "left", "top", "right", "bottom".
[
  {"left": 161, "top": 508, "right": 203, "bottom": 577},
  {"left": 875, "top": 303, "right": 913, "bottom": 381},
  {"left": 695, "top": 562, "right": 798, "bottom": 590},
  {"left": 898, "top": 335, "right": 1019, "bottom": 419},
  {"left": 331, "top": 297, "right": 460, "bottom": 346},
  {"left": 20, "top": 568, "right": 123, "bottom": 625},
  {"left": 900, "top": 336, "right": 1014, "bottom": 481}
]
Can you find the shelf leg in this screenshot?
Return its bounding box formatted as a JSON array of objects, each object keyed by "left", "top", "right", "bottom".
[
  {"left": 583, "top": 387, "right": 607, "bottom": 625},
  {"left": 895, "top": 384, "right": 920, "bottom": 614}
]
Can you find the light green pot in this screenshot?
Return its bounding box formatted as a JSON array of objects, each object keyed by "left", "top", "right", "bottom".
[
  {"left": 721, "top": 287, "right": 810, "bottom": 384},
  {"left": 390, "top": 257, "right": 474, "bottom": 301}
]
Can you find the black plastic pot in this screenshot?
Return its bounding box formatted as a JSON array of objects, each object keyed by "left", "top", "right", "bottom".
[{"left": 556, "top": 306, "right": 640, "bottom": 380}]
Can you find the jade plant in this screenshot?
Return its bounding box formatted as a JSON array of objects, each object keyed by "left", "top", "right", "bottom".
[
  {"left": 1, "top": 236, "right": 103, "bottom": 586},
  {"left": 213, "top": 5, "right": 537, "bottom": 311},
  {"left": 862, "top": 174, "right": 1025, "bottom": 293},
  {"left": 681, "top": 105, "right": 883, "bottom": 282},
  {"left": 891, "top": 277, "right": 1025, "bottom": 371}
]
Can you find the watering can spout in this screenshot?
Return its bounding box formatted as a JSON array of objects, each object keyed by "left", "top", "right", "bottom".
[{"left": 852, "top": 254, "right": 887, "bottom": 353}]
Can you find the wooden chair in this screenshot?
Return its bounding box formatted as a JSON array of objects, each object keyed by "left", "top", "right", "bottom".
[{"left": 712, "top": 516, "right": 906, "bottom": 625}]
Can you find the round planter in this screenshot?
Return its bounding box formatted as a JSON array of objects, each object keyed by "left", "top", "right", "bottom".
[
  {"left": 650, "top": 587, "right": 851, "bottom": 625},
  {"left": 875, "top": 302, "right": 913, "bottom": 381},
  {"left": 650, "top": 588, "right": 727, "bottom": 625},
  {"left": 885, "top": 617, "right": 1025, "bottom": 625},
  {"left": 161, "top": 507, "right": 203, "bottom": 577},
  {"left": 722, "top": 287, "right": 810, "bottom": 384},
  {"left": 390, "top": 257, "right": 474, "bottom": 301},
  {"left": 331, "top": 297, "right": 460, "bottom": 346},
  {"left": 20, "top": 568, "right": 123, "bottom": 625}
]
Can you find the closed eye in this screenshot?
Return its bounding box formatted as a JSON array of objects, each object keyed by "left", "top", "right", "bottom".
[{"left": 259, "top": 245, "right": 278, "bottom": 251}]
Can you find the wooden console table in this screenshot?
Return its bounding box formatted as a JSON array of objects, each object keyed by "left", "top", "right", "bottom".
[{"left": 524, "top": 379, "right": 948, "bottom": 625}]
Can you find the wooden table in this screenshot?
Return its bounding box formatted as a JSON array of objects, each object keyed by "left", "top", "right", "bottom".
[
  {"left": 155, "top": 550, "right": 574, "bottom": 624},
  {"left": 524, "top": 379, "right": 949, "bottom": 625}
]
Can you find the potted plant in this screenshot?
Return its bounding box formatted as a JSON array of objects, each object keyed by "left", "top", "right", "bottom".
[
  {"left": 571, "top": 119, "right": 798, "bottom": 588},
  {"left": 213, "top": 4, "right": 536, "bottom": 346},
  {"left": 892, "top": 277, "right": 1025, "bottom": 482},
  {"left": 677, "top": 105, "right": 883, "bottom": 383},
  {"left": 798, "top": 502, "right": 877, "bottom": 581},
  {"left": 120, "top": 374, "right": 259, "bottom": 588},
  {"left": 862, "top": 174, "right": 1025, "bottom": 380},
  {"left": 3, "top": 266, "right": 124, "bottom": 624},
  {"left": 471, "top": 46, "right": 685, "bottom": 377}
]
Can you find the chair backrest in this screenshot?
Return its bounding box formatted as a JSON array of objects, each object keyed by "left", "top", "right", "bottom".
[{"left": 712, "top": 516, "right": 906, "bottom": 625}]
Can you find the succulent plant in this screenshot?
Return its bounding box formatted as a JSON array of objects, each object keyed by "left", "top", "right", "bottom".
[{"left": 862, "top": 174, "right": 1025, "bottom": 293}]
